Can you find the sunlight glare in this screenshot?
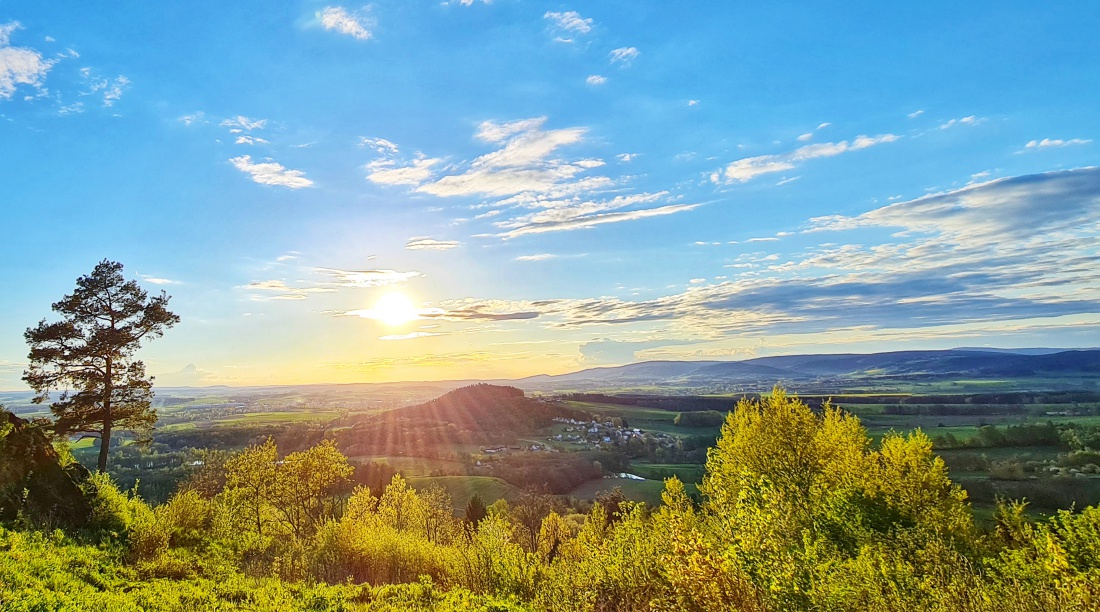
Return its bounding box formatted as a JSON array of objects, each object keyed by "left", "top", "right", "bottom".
[{"left": 371, "top": 292, "right": 419, "bottom": 327}]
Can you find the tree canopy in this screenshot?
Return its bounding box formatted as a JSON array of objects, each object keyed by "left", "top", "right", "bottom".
[{"left": 23, "top": 259, "right": 179, "bottom": 471}]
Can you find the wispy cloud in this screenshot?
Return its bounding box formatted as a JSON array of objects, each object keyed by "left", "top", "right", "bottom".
[
  {"left": 1024, "top": 137, "right": 1091, "bottom": 150},
  {"left": 230, "top": 155, "right": 313, "bottom": 188},
  {"left": 78, "top": 67, "right": 129, "bottom": 107},
  {"left": 139, "top": 274, "right": 181, "bottom": 285},
  {"left": 544, "top": 11, "right": 593, "bottom": 41},
  {"left": 496, "top": 199, "right": 698, "bottom": 239},
  {"left": 0, "top": 22, "right": 55, "bottom": 99},
  {"left": 318, "top": 6, "right": 372, "bottom": 41},
  {"left": 586, "top": 74, "right": 607, "bottom": 86},
  {"left": 417, "top": 118, "right": 601, "bottom": 198},
  {"left": 359, "top": 118, "right": 699, "bottom": 238},
  {"left": 939, "top": 115, "right": 982, "bottom": 129},
  {"left": 516, "top": 253, "right": 557, "bottom": 261},
  {"left": 314, "top": 267, "right": 420, "bottom": 287},
  {"left": 712, "top": 133, "right": 899, "bottom": 184},
  {"left": 367, "top": 156, "right": 441, "bottom": 186},
  {"left": 796, "top": 121, "right": 831, "bottom": 141},
  {"left": 178, "top": 112, "right": 205, "bottom": 126},
  {"left": 609, "top": 47, "right": 639, "bottom": 65},
  {"left": 360, "top": 136, "right": 399, "bottom": 154},
  {"left": 428, "top": 167, "right": 1100, "bottom": 342},
  {"left": 239, "top": 279, "right": 335, "bottom": 301},
  {"left": 235, "top": 135, "right": 269, "bottom": 145},
  {"left": 221, "top": 115, "right": 267, "bottom": 131},
  {"left": 405, "top": 237, "right": 460, "bottom": 250}
]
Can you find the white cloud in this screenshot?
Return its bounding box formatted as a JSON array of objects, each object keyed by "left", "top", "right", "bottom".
[
  {"left": 617, "top": 153, "right": 637, "bottom": 162},
  {"left": 230, "top": 155, "right": 313, "bottom": 188},
  {"left": 318, "top": 6, "right": 372, "bottom": 40},
  {"left": 713, "top": 133, "right": 899, "bottom": 184},
  {"left": 178, "top": 112, "right": 205, "bottom": 126},
  {"left": 586, "top": 74, "right": 607, "bottom": 86},
  {"left": 367, "top": 156, "right": 441, "bottom": 186},
  {"left": 139, "top": 275, "right": 181, "bottom": 285},
  {"left": 360, "top": 136, "right": 399, "bottom": 154},
  {"left": 797, "top": 122, "right": 831, "bottom": 141},
  {"left": 418, "top": 119, "right": 600, "bottom": 198},
  {"left": 516, "top": 253, "right": 557, "bottom": 261},
  {"left": 609, "top": 47, "right": 639, "bottom": 65},
  {"left": 235, "top": 135, "right": 269, "bottom": 145},
  {"left": 498, "top": 202, "right": 699, "bottom": 239},
  {"left": 221, "top": 115, "right": 267, "bottom": 131},
  {"left": 939, "top": 115, "right": 982, "bottom": 129},
  {"left": 474, "top": 117, "right": 547, "bottom": 143},
  {"left": 239, "top": 279, "right": 335, "bottom": 300},
  {"left": 544, "top": 11, "right": 593, "bottom": 35},
  {"left": 687, "top": 99, "right": 699, "bottom": 107},
  {"left": 363, "top": 118, "right": 698, "bottom": 238},
  {"left": 908, "top": 110, "right": 925, "bottom": 119},
  {"left": 102, "top": 75, "right": 128, "bottom": 106},
  {"left": 1025, "top": 138, "right": 1091, "bottom": 150},
  {"left": 405, "top": 237, "right": 461, "bottom": 250},
  {"left": 314, "top": 267, "right": 420, "bottom": 287},
  {"left": 0, "top": 22, "right": 55, "bottom": 99}
]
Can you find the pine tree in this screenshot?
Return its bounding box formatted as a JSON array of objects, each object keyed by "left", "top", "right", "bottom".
[{"left": 24, "top": 260, "right": 179, "bottom": 472}]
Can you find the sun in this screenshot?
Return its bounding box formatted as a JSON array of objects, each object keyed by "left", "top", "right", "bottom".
[{"left": 370, "top": 292, "right": 420, "bottom": 327}]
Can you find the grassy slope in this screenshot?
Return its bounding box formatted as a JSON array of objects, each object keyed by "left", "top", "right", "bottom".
[{"left": 407, "top": 476, "right": 521, "bottom": 510}]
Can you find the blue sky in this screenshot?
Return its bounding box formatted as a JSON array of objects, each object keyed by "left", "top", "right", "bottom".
[{"left": 1, "top": 1, "right": 1098, "bottom": 387}]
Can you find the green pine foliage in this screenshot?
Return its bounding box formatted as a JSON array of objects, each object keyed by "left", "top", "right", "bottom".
[{"left": 3, "top": 387, "right": 1099, "bottom": 611}]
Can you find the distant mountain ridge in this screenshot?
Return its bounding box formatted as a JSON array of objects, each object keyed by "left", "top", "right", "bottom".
[{"left": 517, "top": 348, "right": 1100, "bottom": 390}]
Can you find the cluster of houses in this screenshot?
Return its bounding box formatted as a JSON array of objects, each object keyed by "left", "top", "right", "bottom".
[{"left": 549, "top": 417, "right": 676, "bottom": 450}]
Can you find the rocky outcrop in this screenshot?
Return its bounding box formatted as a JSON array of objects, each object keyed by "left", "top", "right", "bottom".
[{"left": 0, "top": 409, "right": 91, "bottom": 527}]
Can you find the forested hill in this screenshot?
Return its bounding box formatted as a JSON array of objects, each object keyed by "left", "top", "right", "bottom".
[
  {"left": 333, "top": 384, "right": 588, "bottom": 455},
  {"left": 519, "top": 348, "right": 1100, "bottom": 389}
]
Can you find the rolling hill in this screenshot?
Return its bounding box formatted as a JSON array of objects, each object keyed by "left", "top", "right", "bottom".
[{"left": 516, "top": 349, "right": 1100, "bottom": 390}]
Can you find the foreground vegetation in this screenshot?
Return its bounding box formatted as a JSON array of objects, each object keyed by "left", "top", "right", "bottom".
[{"left": 3, "top": 389, "right": 1099, "bottom": 611}]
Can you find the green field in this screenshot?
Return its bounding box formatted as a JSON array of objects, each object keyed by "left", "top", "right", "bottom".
[
  {"left": 199, "top": 410, "right": 342, "bottom": 425},
  {"left": 567, "top": 477, "right": 670, "bottom": 506},
  {"left": 407, "top": 475, "right": 520, "bottom": 510},
  {"left": 563, "top": 401, "right": 722, "bottom": 437},
  {"left": 630, "top": 462, "right": 706, "bottom": 484},
  {"left": 349, "top": 455, "right": 466, "bottom": 477}
]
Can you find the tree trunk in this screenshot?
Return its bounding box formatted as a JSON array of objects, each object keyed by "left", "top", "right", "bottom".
[
  {"left": 98, "top": 422, "right": 111, "bottom": 472},
  {"left": 99, "top": 358, "right": 113, "bottom": 472}
]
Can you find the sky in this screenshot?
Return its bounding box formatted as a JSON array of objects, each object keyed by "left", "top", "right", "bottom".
[{"left": 1, "top": 1, "right": 1099, "bottom": 388}]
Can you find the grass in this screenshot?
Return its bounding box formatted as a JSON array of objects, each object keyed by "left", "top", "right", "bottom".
[
  {"left": 562, "top": 401, "right": 722, "bottom": 438},
  {"left": 567, "top": 478, "right": 672, "bottom": 507},
  {"left": 407, "top": 475, "right": 520, "bottom": 510},
  {"left": 207, "top": 410, "right": 341, "bottom": 425},
  {"left": 630, "top": 463, "right": 707, "bottom": 484},
  {"left": 349, "top": 455, "right": 466, "bottom": 477}
]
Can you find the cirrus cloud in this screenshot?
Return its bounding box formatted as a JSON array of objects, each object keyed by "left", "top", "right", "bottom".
[
  {"left": 230, "top": 155, "right": 313, "bottom": 188},
  {"left": 318, "top": 6, "right": 372, "bottom": 40}
]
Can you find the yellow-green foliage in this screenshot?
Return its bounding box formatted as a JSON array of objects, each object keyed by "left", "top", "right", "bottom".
[{"left": 4, "top": 388, "right": 1100, "bottom": 611}]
